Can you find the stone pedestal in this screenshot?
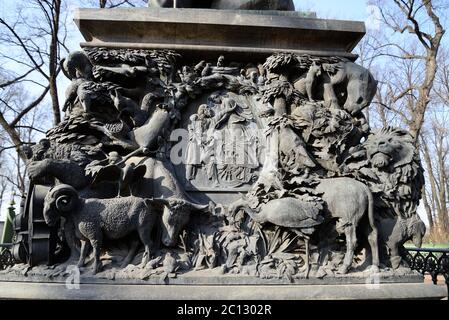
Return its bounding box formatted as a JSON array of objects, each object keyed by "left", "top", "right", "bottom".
[
  {"left": 0, "top": 281, "right": 445, "bottom": 300},
  {"left": 74, "top": 8, "right": 363, "bottom": 61}
]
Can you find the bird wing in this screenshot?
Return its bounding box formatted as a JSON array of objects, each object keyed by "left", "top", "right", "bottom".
[
  {"left": 133, "top": 164, "right": 147, "bottom": 181},
  {"left": 92, "top": 164, "right": 122, "bottom": 185},
  {"left": 273, "top": 199, "right": 323, "bottom": 229}
]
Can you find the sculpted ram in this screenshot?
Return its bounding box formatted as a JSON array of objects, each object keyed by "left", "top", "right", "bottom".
[{"left": 43, "top": 184, "right": 159, "bottom": 274}]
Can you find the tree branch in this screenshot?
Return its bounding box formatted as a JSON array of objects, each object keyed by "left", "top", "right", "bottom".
[{"left": 8, "top": 85, "right": 50, "bottom": 127}]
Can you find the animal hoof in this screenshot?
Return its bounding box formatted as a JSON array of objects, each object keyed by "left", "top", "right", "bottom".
[
  {"left": 94, "top": 264, "right": 102, "bottom": 274},
  {"left": 369, "top": 265, "right": 380, "bottom": 273},
  {"left": 390, "top": 256, "right": 401, "bottom": 269},
  {"left": 316, "top": 267, "right": 327, "bottom": 279},
  {"left": 337, "top": 265, "right": 349, "bottom": 274}
]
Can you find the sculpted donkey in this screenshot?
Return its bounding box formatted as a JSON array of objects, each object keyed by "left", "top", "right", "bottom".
[{"left": 316, "top": 177, "right": 379, "bottom": 274}]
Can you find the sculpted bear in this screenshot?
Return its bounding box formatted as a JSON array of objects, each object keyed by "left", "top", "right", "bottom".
[{"left": 294, "top": 61, "right": 378, "bottom": 116}]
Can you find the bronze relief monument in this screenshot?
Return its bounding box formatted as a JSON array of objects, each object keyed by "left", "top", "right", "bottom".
[{"left": 0, "top": 0, "right": 445, "bottom": 300}]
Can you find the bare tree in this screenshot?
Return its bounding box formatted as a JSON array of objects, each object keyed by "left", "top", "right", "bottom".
[
  {"left": 0, "top": 0, "right": 69, "bottom": 126},
  {"left": 0, "top": 150, "right": 9, "bottom": 213},
  {"left": 371, "top": 0, "right": 446, "bottom": 144},
  {"left": 420, "top": 115, "right": 449, "bottom": 232},
  {"left": 418, "top": 47, "right": 449, "bottom": 233},
  {"left": 354, "top": 1, "right": 448, "bottom": 237}
]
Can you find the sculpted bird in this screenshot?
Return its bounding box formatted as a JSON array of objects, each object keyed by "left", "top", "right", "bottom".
[
  {"left": 201, "top": 63, "right": 212, "bottom": 77},
  {"left": 194, "top": 60, "right": 207, "bottom": 75},
  {"left": 161, "top": 252, "right": 178, "bottom": 281},
  {"left": 229, "top": 197, "right": 324, "bottom": 278},
  {"left": 88, "top": 152, "right": 146, "bottom": 197}
]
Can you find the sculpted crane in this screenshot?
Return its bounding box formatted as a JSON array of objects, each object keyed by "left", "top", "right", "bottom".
[{"left": 229, "top": 197, "right": 324, "bottom": 278}]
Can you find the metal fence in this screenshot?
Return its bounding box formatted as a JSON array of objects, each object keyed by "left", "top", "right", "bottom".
[
  {"left": 0, "top": 198, "right": 16, "bottom": 271},
  {"left": 0, "top": 245, "right": 14, "bottom": 271},
  {"left": 405, "top": 247, "right": 449, "bottom": 297}
]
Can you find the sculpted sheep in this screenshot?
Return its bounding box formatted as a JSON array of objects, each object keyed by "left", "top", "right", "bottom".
[{"left": 43, "top": 184, "right": 158, "bottom": 274}]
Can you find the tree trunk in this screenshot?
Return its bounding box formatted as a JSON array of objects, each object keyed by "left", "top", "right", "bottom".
[
  {"left": 422, "top": 186, "right": 434, "bottom": 230},
  {"left": 421, "top": 136, "right": 442, "bottom": 223},
  {"left": 0, "top": 112, "right": 26, "bottom": 162},
  {"left": 435, "top": 135, "right": 449, "bottom": 232},
  {"left": 49, "top": 0, "right": 61, "bottom": 125},
  {"left": 49, "top": 76, "right": 61, "bottom": 125},
  {"left": 409, "top": 55, "right": 438, "bottom": 143}
]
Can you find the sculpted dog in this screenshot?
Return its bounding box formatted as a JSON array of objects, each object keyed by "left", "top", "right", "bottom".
[{"left": 378, "top": 215, "right": 426, "bottom": 269}]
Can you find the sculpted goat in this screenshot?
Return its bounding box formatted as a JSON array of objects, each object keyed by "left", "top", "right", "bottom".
[{"left": 43, "top": 184, "right": 158, "bottom": 274}]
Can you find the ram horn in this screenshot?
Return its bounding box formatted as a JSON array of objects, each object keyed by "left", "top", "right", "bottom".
[
  {"left": 188, "top": 200, "right": 215, "bottom": 214},
  {"left": 49, "top": 184, "right": 79, "bottom": 213}
]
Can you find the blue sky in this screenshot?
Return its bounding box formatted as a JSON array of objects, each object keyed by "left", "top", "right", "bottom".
[{"left": 295, "top": 0, "right": 368, "bottom": 21}]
